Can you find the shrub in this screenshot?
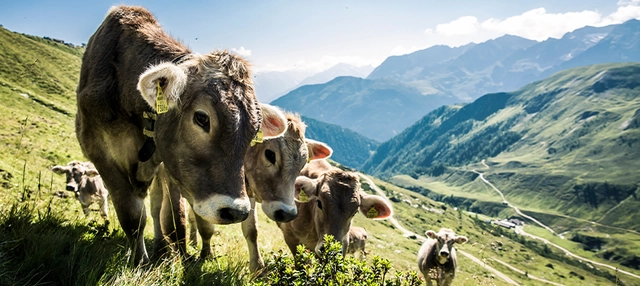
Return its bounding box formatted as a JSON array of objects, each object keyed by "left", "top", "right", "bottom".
[{"left": 253, "top": 235, "right": 422, "bottom": 286}]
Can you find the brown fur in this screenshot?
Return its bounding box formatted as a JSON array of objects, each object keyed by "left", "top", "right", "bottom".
[
  {"left": 76, "top": 5, "right": 263, "bottom": 264},
  {"left": 417, "top": 228, "right": 468, "bottom": 286},
  {"left": 52, "top": 161, "right": 109, "bottom": 220},
  {"left": 278, "top": 160, "right": 392, "bottom": 256},
  {"left": 346, "top": 226, "right": 368, "bottom": 258}
]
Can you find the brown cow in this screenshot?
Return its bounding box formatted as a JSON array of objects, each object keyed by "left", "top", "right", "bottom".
[
  {"left": 75, "top": 5, "right": 287, "bottom": 264},
  {"left": 278, "top": 159, "right": 393, "bottom": 256},
  {"left": 417, "top": 228, "right": 468, "bottom": 286},
  {"left": 52, "top": 161, "right": 109, "bottom": 220},
  {"left": 346, "top": 226, "right": 368, "bottom": 259}
]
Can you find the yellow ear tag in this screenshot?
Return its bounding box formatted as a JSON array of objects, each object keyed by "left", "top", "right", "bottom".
[
  {"left": 250, "top": 129, "right": 263, "bottom": 146},
  {"left": 298, "top": 189, "right": 309, "bottom": 202},
  {"left": 155, "top": 81, "right": 169, "bottom": 114},
  {"left": 366, "top": 207, "right": 379, "bottom": 218}
]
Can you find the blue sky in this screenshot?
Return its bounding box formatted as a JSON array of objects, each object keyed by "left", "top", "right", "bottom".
[{"left": 1, "top": 1, "right": 638, "bottom": 73}]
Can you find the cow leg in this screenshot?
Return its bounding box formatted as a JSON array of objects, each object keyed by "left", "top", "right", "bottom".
[
  {"left": 82, "top": 204, "right": 91, "bottom": 216},
  {"left": 150, "top": 173, "right": 169, "bottom": 259},
  {"left": 186, "top": 202, "right": 198, "bottom": 247},
  {"left": 110, "top": 188, "right": 149, "bottom": 265},
  {"left": 241, "top": 198, "right": 263, "bottom": 272},
  {"left": 280, "top": 227, "right": 301, "bottom": 255},
  {"left": 195, "top": 214, "right": 216, "bottom": 259},
  {"left": 161, "top": 180, "right": 187, "bottom": 256},
  {"left": 99, "top": 195, "right": 109, "bottom": 221}
]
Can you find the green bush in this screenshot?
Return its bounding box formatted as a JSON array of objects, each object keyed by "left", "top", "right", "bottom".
[{"left": 253, "top": 235, "right": 422, "bottom": 286}]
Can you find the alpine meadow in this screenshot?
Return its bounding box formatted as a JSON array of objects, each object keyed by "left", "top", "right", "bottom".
[{"left": 1, "top": 9, "right": 640, "bottom": 286}]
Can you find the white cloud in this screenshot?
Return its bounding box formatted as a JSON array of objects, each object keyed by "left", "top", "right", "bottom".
[
  {"left": 231, "top": 46, "right": 252, "bottom": 57},
  {"left": 427, "top": 1, "right": 640, "bottom": 43},
  {"left": 435, "top": 16, "right": 480, "bottom": 37},
  {"left": 424, "top": 28, "right": 434, "bottom": 35}
]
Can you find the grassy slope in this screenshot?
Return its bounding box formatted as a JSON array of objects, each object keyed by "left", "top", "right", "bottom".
[{"left": 0, "top": 27, "right": 634, "bottom": 285}]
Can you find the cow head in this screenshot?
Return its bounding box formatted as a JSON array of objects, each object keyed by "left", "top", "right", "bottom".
[
  {"left": 294, "top": 170, "right": 392, "bottom": 255},
  {"left": 425, "top": 228, "right": 468, "bottom": 264},
  {"left": 136, "top": 51, "right": 288, "bottom": 224},
  {"left": 52, "top": 161, "right": 99, "bottom": 194},
  {"left": 244, "top": 113, "right": 333, "bottom": 222}
]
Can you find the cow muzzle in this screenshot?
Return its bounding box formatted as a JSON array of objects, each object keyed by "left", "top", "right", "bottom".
[
  {"left": 262, "top": 201, "right": 297, "bottom": 222},
  {"left": 66, "top": 184, "right": 77, "bottom": 192},
  {"left": 192, "top": 194, "right": 251, "bottom": 224}
]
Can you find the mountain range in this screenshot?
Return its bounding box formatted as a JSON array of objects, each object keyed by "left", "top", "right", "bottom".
[
  {"left": 273, "top": 19, "right": 640, "bottom": 142},
  {"left": 253, "top": 63, "right": 374, "bottom": 103},
  {"left": 364, "top": 62, "right": 640, "bottom": 230}
]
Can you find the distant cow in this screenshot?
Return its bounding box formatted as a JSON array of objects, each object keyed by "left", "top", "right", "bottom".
[
  {"left": 52, "top": 161, "right": 109, "bottom": 220},
  {"left": 346, "top": 226, "right": 368, "bottom": 259},
  {"left": 417, "top": 228, "right": 468, "bottom": 286},
  {"left": 76, "top": 5, "right": 287, "bottom": 264},
  {"left": 278, "top": 159, "right": 393, "bottom": 256}
]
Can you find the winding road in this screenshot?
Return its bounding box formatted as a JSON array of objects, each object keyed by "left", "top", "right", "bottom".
[
  {"left": 472, "top": 161, "right": 640, "bottom": 281},
  {"left": 357, "top": 172, "right": 521, "bottom": 286}
]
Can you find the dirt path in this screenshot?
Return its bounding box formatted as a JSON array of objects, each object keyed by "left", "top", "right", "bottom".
[
  {"left": 517, "top": 227, "right": 640, "bottom": 281},
  {"left": 471, "top": 170, "right": 558, "bottom": 236},
  {"left": 470, "top": 164, "right": 640, "bottom": 281},
  {"left": 357, "top": 173, "right": 521, "bottom": 286},
  {"left": 491, "top": 258, "right": 564, "bottom": 286}
]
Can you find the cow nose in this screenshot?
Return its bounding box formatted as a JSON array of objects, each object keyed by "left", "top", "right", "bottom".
[
  {"left": 440, "top": 251, "right": 449, "bottom": 257},
  {"left": 273, "top": 209, "right": 298, "bottom": 222},
  {"left": 218, "top": 207, "right": 249, "bottom": 223},
  {"left": 66, "top": 185, "right": 75, "bottom": 192}
]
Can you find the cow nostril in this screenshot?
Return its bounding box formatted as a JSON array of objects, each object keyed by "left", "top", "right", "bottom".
[
  {"left": 219, "top": 207, "right": 249, "bottom": 223},
  {"left": 66, "top": 185, "right": 75, "bottom": 192},
  {"left": 274, "top": 210, "right": 285, "bottom": 222},
  {"left": 273, "top": 209, "right": 298, "bottom": 222}
]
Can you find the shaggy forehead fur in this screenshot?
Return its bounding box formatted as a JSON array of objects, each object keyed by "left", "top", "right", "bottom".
[
  {"left": 284, "top": 113, "right": 306, "bottom": 140},
  {"left": 318, "top": 170, "right": 361, "bottom": 212}
]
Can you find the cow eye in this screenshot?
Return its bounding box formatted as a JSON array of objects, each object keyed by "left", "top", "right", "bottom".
[
  {"left": 193, "top": 111, "right": 210, "bottom": 132},
  {"left": 265, "top": 149, "right": 276, "bottom": 165},
  {"left": 317, "top": 200, "right": 323, "bottom": 210}
]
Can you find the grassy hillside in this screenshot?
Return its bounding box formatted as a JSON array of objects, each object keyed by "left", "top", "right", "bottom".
[
  {"left": 301, "top": 115, "right": 378, "bottom": 169},
  {"left": 0, "top": 27, "right": 637, "bottom": 285},
  {"left": 365, "top": 63, "right": 640, "bottom": 227}
]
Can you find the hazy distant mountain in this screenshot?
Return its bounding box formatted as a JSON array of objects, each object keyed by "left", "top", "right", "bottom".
[
  {"left": 298, "top": 63, "right": 374, "bottom": 87},
  {"left": 272, "top": 76, "right": 456, "bottom": 142},
  {"left": 362, "top": 62, "right": 640, "bottom": 229},
  {"left": 301, "top": 116, "right": 378, "bottom": 168},
  {"left": 254, "top": 64, "right": 375, "bottom": 103},
  {"left": 269, "top": 20, "right": 639, "bottom": 147},
  {"left": 252, "top": 69, "right": 315, "bottom": 103},
  {"left": 546, "top": 19, "right": 640, "bottom": 76}
]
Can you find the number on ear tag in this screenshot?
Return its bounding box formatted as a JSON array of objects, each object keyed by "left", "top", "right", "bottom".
[
  {"left": 298, "top": 190, "right": 309, "bottom": 202},
  {"left": 155, "top": 81, "right": 169, "bottom": 114},
  {"left": 366, "top": 207, "right": 379, "bottom": 218},
  {"left": 250, "top": 129, "right": 264, "bottom": 146}
]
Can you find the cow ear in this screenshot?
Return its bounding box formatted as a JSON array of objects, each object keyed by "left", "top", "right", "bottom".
[
  {"left": 84, "top": 169, "right": 100, "bottom": 178},
  {"left": 294, "top": 176, "right": 316, "bottom": 202},
  {"left": 306, "top": 138, "right": 333, "bottom": 161},
  {"left": 52, "top": 165, "right": 68, "bottom": 175},
  {"left": 425, "top": 230, "right": 437, "bottom": 239},
  {"left": 455, "top": 235, "right": 468, "bottom": 244},
  {"left": 259, "top": 104, "right": 287, "bottom": 138},
  {"left": 137, "top": 62, "right": 187, "bottom": 113},
  {"left": 359, "top": 194, "right": 393, "bottom": 220}
]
